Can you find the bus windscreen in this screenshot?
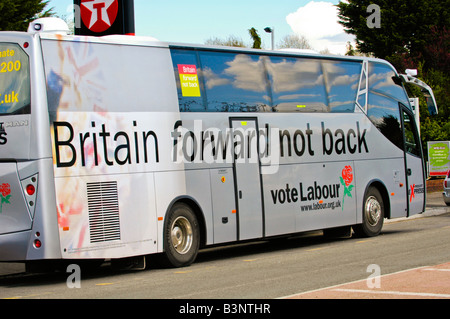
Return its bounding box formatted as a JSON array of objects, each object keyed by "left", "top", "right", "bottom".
[{"left": 0, "top": 43, "right": 30, "bottom": 115}]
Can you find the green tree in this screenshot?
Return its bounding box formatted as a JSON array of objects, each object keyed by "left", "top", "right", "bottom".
[
  {"left": 0, "top": 0, "right": 53, "bottom": 32},
  {"left": 337, "top": 0, "right": 449, "bottom": 61},
  {"left": 248, "top": 27, "right": 261, "bottom": 49},
  {"left": 337, "top": 0, "right": 450, "bottom": 157}
]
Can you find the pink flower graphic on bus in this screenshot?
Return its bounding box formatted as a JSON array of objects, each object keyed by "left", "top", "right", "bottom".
[
  {"left": 340, "top": 166, "right": 354, "bottom": 210},
  {"left": 0, "top": 183, "right": 11, "bottom": 213}
]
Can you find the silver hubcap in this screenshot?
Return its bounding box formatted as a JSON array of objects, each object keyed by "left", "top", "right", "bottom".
[
  {"left": 171, "top": 216, "right": 193, "bottom": 254},
  {"left": 365, "top": 196, "right": 382, "bottom": 226}
]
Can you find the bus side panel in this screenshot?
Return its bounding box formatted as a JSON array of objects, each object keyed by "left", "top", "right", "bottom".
[
  {"left": 209, "top": 167, "right": 237, "bottom": 244},
  {"left": 154, "top": 170, "right": 187, "bottom": 253},
  {"left": 352, "top": 119, "right": 408, "bottom": 222},
  {"left": 354, "top": 158, "right": 407, "bottom": 221},
  {"left": 40, "top": 36, "right": 182, "bottom": 259},
  {"left": 57, "top": 172, "right": 158, "bottom": 259},
  {"left": 263, "top": 161, "right": 357, "bottom": 236},
  {"left": 176, "top": 113, "right": 238, "bottom": 245},
  {"left": 260, "top": 113, "right": 405, "bottom": 235},
  {"left": 262, "top": 165, "right": 296, "bottom": 237},
  {"left": 153, "top": 169, "right": 217, "bottom": 248},
  {"left": 49, "top": 110, "right": 180, "bottom": 259},
  {"left": 185, "top": 169, "right": 214, "bottom": 244}
]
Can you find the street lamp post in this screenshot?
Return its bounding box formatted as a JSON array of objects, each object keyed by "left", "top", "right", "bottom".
[{"left": 264, "top": 27, "right": 274, "bottom": 50}]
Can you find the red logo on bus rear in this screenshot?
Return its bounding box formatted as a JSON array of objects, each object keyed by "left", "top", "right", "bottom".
[{"left": 0, "top": 183, "right": 11, "bottom": 213}]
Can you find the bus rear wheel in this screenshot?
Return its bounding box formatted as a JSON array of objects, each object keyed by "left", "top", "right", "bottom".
[
  {"left": 161, "top": 202, "right": 200, "bottom": 268},
  {"left": 353, "top": 187, "right": 384, "bottom": 237}
]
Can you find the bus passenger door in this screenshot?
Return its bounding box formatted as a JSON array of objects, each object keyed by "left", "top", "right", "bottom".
[
  {"left": 401, "top": 107, "right": 426, "bottom": 216},
  {"left": 230, "top": 118, "right": 264, "bottom": 240}
]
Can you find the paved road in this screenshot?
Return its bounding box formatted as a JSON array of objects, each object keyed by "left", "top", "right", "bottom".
[
  {"left": 0, "top": 192, "right": 448, "bottom": 300},
  {"left": 286, "top": 262, "right": 450, "bottom": 299}
]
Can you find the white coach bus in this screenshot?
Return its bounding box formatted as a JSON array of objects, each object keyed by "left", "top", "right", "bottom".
[{"left": 0, "top": 18, "right": 438, "bottom": 270}]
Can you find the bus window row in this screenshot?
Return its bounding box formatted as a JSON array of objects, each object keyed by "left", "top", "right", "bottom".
[
  {"left": 171, "top": 48, "right": 414, "bottom": 153},
  {"left": 170, "top": 48, "right": 363, "bottom": 113}
]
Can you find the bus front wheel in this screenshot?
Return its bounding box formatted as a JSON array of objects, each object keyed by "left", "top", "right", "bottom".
[
  {"left": 161, "top": 202, "right": 200, "bottom": 268},
  {"left": 353, "top": 187, "right": 384, "bottom": 237}
]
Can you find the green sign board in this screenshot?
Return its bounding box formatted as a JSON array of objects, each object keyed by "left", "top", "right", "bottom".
[{"left": 428, "top": 141, "right": 450, "bottom": 176}]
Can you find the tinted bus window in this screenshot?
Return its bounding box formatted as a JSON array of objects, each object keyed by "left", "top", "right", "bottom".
[
  {"left": 0, "top": 43, "right": 30, "bottom": 115},
  {"left": 367, "top": 62, "right": 404, "bottom": 149},
  {"left": 266, "top": 57, "right": 361, "bottom": 113},
  {"left": 368, "top": 62, "right": 409, "bottom": 104},
  {"left": 368, "top": 92, "right": 404, "bottom": 149},
  {"left": 266, "top": 56, "right": 328, "bottom": 112},
  {"left": 171, "top": 49, "right": 206, "bottom": 112},
  {"left": 199, "top": 51, "right": 270, "bottom": 112},
  {"left": 322, "top": 60, "right": 361, "bottom": 112},
  {"left": 402, "top": 109, "right": 421, "bottom": 157},
  {"left": 171, "top": 48, "right": 361, "bottom": 113}
]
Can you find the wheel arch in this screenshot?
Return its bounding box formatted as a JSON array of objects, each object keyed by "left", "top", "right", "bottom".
[
  {"left": 164, "top": 196, "right": 207, "bottom": 249},
  {"left": 363, "top": 179, "right": 391, "bottom": 219}
]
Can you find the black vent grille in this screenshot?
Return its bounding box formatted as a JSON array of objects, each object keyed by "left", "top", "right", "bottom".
[{"left": 87, "top": 181, "right": 121, "bottom": 243}]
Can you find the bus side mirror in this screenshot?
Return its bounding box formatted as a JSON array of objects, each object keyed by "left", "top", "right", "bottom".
[{"left": 405, "top": 69, "right": 418, "bottom": 77}]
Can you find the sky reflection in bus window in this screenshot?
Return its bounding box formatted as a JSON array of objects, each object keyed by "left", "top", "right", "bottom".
[
  {"left": 266, "top": 56, "right": 327, "bottom": 112},
  {"left": 172, "top": 48, "right": 362, "bottom": 113},
  {"left": 369, "top": 62, "right": 409, "bottom": 104},
  {"left": 266, "top": 57, "right": 360, "bottom": 113},
  {"left": 323, "top": 60, "right": 361, "bottom": 112},
  {"left": 171, "top": 49, "right": 206, "bottom": 112},
  {"left": 199, "top": 51, "right": 271, "bottom": 112},
  {"left": 367, "top": 62, "right": 406, "bottom": 149}
]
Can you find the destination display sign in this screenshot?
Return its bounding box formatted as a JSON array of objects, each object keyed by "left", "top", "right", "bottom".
[{"left": 0, "top": 43, "right": 30, "bottom": 116}]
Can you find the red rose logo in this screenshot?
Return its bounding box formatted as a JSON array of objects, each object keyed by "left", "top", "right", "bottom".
[
  {"left": 0, "top": 183, "right": 11, "bottom": 213},
  {"left": 340, "top": 166, "right": 354, "bottom": 209},
  {"left": 342, "top": 166, "right": 353, "bottom": 187}
]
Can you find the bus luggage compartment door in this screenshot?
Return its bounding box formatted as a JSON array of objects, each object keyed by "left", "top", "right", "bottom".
[
  {"left": 230, "top": 118, "right": 264, "bottom": 240},
  {"left": 0, "top": 162, "right": 32, "bottom": 234}
]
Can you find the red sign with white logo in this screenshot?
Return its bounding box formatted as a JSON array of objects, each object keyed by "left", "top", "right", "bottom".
[{"left": 80, "top": 0, "right": 119, "bottom": 33}]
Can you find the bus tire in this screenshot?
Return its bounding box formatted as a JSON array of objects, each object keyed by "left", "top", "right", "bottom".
[
  {"left": 161, "top": 202, "right": 200, "bottom": 268},
  {"left": 353, "top": 187, "right": 384, "bottom": 237}
]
